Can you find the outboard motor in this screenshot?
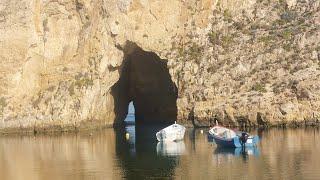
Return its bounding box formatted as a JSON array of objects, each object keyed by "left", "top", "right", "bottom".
[{"left": 239, "top": 132, "right": 248, "bottom": 147}]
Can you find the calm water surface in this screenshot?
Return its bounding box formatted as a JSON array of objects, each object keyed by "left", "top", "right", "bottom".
[{"left": 0, "top": 126, "right": 319, "bottom": 180}]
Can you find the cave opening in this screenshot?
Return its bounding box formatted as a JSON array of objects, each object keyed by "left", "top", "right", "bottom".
[
  {"left": 111, "top": 42, "right": 178, "bottom": 126},
  {"left": 124, "top": 101, "right": 135, "bottom": 124}
]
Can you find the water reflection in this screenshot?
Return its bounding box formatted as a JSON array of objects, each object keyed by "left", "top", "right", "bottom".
[
  {"left": 115, "top": 125, "right": 179, "bottom": 179},
  {"left": 124, "top": 125, "right": 136, "bottom": 155},
  {"left": 156, "top": 141, "right": 186, "bottom": 156},
  {"left": 0, "top": 127, "right": 319, "bottom": 179},
  {"left": 0, "top": 131, "right": 123, "bottom": 180},
  {"left": 214, "top": 147, "right": 260, "bottom": 162},
  {"left": 123, "top": 123, "right": 186, "bottom": 157},
  {"left": 214, "top": 147, "right": 259, "bottom": 156}
]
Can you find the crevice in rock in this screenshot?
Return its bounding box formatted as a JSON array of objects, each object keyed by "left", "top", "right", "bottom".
[{"left": 111, "top": 41, "right": 178, "bottom": 126}]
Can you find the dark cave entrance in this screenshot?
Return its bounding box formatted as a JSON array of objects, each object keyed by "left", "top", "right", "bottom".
[{"left": 111, "top": 42, "right": 178, "bottom": 126}]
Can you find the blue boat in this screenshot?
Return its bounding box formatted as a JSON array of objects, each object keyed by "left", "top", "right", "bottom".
[{"left": 208, "top": 126, "right": 259, "bottom": 148}]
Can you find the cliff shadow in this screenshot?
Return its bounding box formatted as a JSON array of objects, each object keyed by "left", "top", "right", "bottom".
[
  {"left": 111, "top": 41, "right": 178, "bottom": 126},
  {"left": 114, "top": 125, "right": 178, "bottom": 179}
]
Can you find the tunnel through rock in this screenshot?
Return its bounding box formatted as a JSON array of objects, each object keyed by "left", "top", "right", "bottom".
[{"left": 111, "top": 42, "right": 178, "bottom": 125}]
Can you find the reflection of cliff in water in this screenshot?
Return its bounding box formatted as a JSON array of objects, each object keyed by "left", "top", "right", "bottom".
[{"left": 115, "top": 125, "right": 180, "bottom": 179}]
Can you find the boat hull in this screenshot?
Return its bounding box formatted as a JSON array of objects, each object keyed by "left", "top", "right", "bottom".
[
  {"left": 212, "top": 135, "right": 237, "bottom": 148},
  {"left": 211, "top": 135, "right": 259, "bottom": 148},
  {"left": 208, "top": 126, "right": 259, "bottom": 148},
  {"left": 156, "top": 124, "right": 186, "bottom": 142}
]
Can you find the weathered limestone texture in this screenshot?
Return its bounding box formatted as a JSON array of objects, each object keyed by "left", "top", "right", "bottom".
[{"left": 0, "top": 0, "right": 319, "bottom": 132}]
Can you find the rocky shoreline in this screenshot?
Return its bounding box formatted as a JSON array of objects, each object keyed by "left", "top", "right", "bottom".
[{"left": 0, "top": 116, "right": 319, "bottom": 135}]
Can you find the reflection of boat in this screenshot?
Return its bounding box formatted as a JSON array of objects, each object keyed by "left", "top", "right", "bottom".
[
  {"left": 214, "top": 147, "right": 260, "bottom": 157},
  {"left": 208, "top": 126, "right": 259, "bottom": 148},
  {"left": 156, "top": 141, "right": 186, "bottom": 156},
  {"left": 156, "top": 122, "right": 186, "bottom": 142}
]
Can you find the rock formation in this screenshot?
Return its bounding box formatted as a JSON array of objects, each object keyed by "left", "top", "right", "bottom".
[{"left": 0, "top": 0, "right": 319, "bottom": 132}]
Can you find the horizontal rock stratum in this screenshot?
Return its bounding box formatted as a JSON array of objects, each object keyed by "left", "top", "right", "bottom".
[{"left": 0, "top": 0, "right": 319, "bottom": 133}]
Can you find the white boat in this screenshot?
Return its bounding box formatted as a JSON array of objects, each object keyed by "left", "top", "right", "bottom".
[{"left": 156, "top": 122, "right": 186, "bottom": 142}]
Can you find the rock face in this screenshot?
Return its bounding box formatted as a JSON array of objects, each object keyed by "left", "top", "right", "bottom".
[
  {"left": 0, "top": 0, "right": 319, "bottom": 132},
  {"left": 111, "top": 43, "right": 178, "bottom": 125}
]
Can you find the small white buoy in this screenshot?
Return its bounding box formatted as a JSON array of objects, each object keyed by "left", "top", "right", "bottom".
[
  {"left": 125, "top": 133, "right": 130, "bottom": 140},
  {"left": 200, "top": 130, "right": 203, "bottom": 134}
]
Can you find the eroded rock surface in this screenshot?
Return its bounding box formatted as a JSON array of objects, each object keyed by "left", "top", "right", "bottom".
[
  {"left": 0, "top": 0, "right": 319, "bottom": 132},
  {"left": 112, "top": 44, "right": 177, "bottom": 125}
]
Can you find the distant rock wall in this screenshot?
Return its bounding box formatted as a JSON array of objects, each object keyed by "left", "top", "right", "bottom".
[
  {"left": 170, "top": 0, "right": 320, "bottom": 127},
  {"left": 0, "top": 0, "right": 319, "bottom": 132}
]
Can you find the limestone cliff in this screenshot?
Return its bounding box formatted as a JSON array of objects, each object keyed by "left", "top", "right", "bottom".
[{"left": 0, "top": 0, "right": 319, "bottom": 132}]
